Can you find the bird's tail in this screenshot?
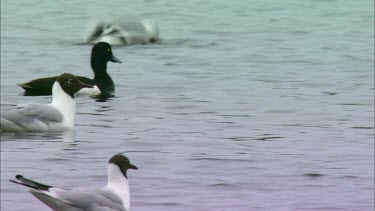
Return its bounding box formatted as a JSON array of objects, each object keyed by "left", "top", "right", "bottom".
[{"left": 10, "top": 175, "right": 53, "bottom": 191}]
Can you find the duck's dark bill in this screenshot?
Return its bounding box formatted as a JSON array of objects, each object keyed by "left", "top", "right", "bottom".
[{"left": 110, "top": 55, "right": 122, "bottom": 63}]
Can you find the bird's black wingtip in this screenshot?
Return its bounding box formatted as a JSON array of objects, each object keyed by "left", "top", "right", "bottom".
[{"left": 9, "top": 179, "right": 21, "bottom": 185}]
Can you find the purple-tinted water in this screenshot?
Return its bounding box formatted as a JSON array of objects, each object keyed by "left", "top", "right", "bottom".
[{"left": 1, "top": 0, "right": 374, "bottom": 210}]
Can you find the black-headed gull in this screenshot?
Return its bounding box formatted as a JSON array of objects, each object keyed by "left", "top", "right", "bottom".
[
  {"left": 19, "top": 42, "right": 121, "bottom": 96},
  {"left": 1, "top": 73, "right": 93, "bottom": 132},
  {"left": 10, "top": 154, "right": 138, "bottom": 211}
]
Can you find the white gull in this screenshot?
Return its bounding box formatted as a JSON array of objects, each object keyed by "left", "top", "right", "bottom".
[{"left": 10, "top": 154, "right": 138, "bottom": 211}]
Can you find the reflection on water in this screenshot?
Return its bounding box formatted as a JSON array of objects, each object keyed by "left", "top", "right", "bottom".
[{"left": 91, "top": 92, "right": 116, "bottom": 102}]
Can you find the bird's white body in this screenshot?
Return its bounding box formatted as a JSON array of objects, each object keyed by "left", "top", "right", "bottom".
[
  {"left": 1, "top": 73, "right": 90, "bottom": 132},
  {"left": 76, "top": 85, "right": 101, "bottom": 96},
  {"left": 10, "top": 154, "right": 136, "bottom": 211},
  {"left": 105, "top": 163, "right": 131, "bottom": 211},
  {"left": 86, "top": 16, "right": 159, "bottom": 45}
]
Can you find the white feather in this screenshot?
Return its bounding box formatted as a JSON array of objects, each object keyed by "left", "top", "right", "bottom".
[
  {"left": 105, "top": 163, "right": 131, "bottom": 211},
  {"left": 75, "top": 85, "right": 101, "bottom": 96},
  {"left": 49, "top": 82, "right": 76, "bottom": 130}
]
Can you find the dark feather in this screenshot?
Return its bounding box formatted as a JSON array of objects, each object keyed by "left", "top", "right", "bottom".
[{"left": 10, "top": 175, "right": 53, "bottom": 191}]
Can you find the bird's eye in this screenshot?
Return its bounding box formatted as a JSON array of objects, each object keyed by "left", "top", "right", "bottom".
[
  {"left": 68, "top": 79, "right": 73, "bottom": 84},
  {"left": 107, "top": 48, "right": 111, "bottom": 52}
]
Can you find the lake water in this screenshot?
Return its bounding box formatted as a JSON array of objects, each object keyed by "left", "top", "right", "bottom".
[{"left": 1, "top": 0, "right": 374, "bottom": 210}]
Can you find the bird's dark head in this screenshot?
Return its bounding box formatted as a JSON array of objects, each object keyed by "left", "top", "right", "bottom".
[
  {"left": 109, "top": 154, "right": 137, "bottom": 179},
  {"left": 92, "top": 42, "right": 122, "bottom": 64},
  {"left": 56, "top": 73, "right": 93, "bottom": 98}
]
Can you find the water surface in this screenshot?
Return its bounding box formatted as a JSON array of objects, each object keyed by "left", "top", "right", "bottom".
[{"left": 1, "top": 0, "right": 374, "bottom": 210}]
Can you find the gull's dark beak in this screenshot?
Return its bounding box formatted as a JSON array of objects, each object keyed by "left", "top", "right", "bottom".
[
  {"left": 110, "top": 54, "right": 122, "bottom": 63},
  {"left": 80, "top": 82, "right": 94, "bottom": 89},
  {"left": 129, "top": 163, "right": 138, "bottom": 170}
]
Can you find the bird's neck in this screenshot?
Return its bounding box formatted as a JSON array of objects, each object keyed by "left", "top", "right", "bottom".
[
  {"left": 91, "top": 57, "right": 108, "bottom": 77},
  {"left": 50, "top": 82, "right": 76, "bottom": 128},
  {"left": 106, "top": 164, "right": 130, "bottom": 210},
  {"left": 91, "top": 58, "right": 114, "bottom": 93}
]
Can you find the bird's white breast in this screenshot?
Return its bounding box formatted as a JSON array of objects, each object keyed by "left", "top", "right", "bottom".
[{"left": 49, "top": 82, "right": 76, "bottom": 130}]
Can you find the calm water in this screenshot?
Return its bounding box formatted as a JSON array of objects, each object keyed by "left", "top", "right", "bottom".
[{"left": 1, "top": 0, "right": 374, "bottom": 210}]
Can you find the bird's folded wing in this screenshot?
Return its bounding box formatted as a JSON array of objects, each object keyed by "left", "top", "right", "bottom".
[
  {"left": 51, "top": 188, "right": 127, "bottom": 211},
  {"left": 3, "top": 103, "right": 63, "bottom": 125}
]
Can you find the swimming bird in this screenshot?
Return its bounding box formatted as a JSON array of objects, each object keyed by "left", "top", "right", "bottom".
[
  {"left": 10, "top": 154, "right": 138, "bottom": 211},
  {"left": 85, "top": 16, "right": 159, "bottom": 45},
  {"left": 1, "top": 73, "right": 93, "bottom": 132},
  {"left": 19, "top": 42, "right": 121, "bottom": 96}
]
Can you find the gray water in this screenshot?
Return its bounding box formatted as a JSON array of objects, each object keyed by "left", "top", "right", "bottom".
[{"left": 1, "top": 0, "right": 374, "bottom": 210}]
